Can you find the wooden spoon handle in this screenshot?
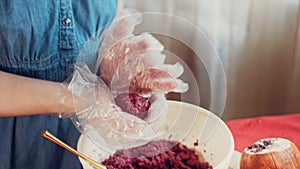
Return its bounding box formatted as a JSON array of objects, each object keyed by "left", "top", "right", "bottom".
[{"left": 42, "top": 130, "right": 106, "bottom": 169}]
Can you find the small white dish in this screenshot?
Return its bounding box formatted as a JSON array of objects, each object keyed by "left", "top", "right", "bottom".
[{"left": 229, "top": 151, "right": 242, "bottom": 169}]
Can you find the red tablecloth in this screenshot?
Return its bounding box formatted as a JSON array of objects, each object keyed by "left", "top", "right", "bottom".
[{"left": 226, "top": 113, "right": 300, "bottom": 152}]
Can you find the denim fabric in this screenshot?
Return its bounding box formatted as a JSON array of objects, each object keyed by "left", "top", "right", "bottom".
[{"left": 0, "top": 0, "right": 118, "bottom": 169}]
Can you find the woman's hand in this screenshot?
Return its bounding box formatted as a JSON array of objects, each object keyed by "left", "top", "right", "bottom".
[
  {"left": 69, "top": 63, "right": 155, "bottom": 149},
  {"left": 98, "top": 9, "right": 188, "bottom": 95}
]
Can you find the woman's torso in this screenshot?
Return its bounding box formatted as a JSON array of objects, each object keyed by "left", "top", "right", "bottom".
[{"left": 0, "top": 0, "right": 118, "bottom": 168}]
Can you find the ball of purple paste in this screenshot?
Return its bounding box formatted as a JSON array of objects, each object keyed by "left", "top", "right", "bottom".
[{"left": 114, "top": 93, "right": 150, "bottom": 119}]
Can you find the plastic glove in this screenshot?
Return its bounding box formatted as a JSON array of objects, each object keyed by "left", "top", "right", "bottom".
[
  {"left": 70, "top": 9, "right": 189, "bottom": 150},
  {"left": 96, "top": 9, "right": 188, "bottom": 131},
  {"left": 98, "top": 9, "right": 188, "bottom": 95},
  {"left": 69, "top": 63, "right": 156, "bottom": 150}
]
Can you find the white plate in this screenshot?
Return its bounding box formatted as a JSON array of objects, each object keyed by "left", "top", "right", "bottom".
[{"left": 77, "top": 101, "right": 234, "bottom": 169}]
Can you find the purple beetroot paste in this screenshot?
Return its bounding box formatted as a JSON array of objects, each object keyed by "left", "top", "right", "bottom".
[
  {"left": 102, "top": 140, "right": 213, "bottom": 169},
  {"left": 114, "top": 93, "right": 150, "bottom": 119}
]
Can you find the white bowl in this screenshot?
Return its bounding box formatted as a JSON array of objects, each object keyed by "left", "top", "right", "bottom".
[{"left": 77, "top": 100, "right": 234, "bottom": 169}]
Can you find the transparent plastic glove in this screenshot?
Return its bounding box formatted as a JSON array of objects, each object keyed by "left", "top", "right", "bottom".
[
  {"left": 69, "top": 63, "right": 156, "bottom": 150},
  {"left": 98, "top": 9, "right": 189, "bottom": 95},
  {"left": 96, "top": 9, "right": 189, "bottom": 132},
  {"left": 53, "top": 80, "right": 89, "bottom": 119}
]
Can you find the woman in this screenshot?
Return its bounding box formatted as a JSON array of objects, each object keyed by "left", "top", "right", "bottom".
[{"left": 0, "top": 0, "right": 122, "bottom": 168}]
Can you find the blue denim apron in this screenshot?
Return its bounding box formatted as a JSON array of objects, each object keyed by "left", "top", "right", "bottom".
[{"left": 0, "top": 0, "right": 117, "bottom": 168}]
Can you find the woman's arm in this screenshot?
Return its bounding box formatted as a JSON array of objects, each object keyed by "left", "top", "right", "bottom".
[{"left": 0, "top": 71, "right": 75, "bottom": 116}]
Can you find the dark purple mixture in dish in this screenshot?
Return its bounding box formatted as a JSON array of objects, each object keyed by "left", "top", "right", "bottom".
[
  {"left": 102, "top": 140, "right": 213, "bottom": 169},
  {"left": 115, "top": 93, "right": 150, "bottom": 119}
]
